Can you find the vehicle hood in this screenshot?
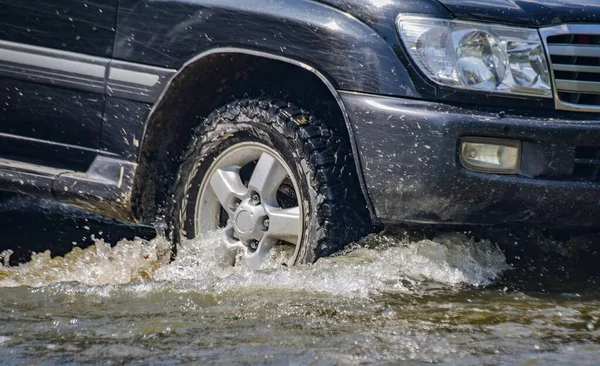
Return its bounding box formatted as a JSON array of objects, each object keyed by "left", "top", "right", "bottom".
[{"left": 436, "top": 0, "right": 600, "bottom": 27}]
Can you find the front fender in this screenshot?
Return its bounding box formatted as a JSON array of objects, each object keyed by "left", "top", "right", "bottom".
[{"left": 114, "top": 0, "right": 439, "bottom": 97}]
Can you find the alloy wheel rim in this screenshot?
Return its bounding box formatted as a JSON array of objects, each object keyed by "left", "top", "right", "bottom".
[{"left": 195, "top": 142, "right": 304, "bottom": 268}]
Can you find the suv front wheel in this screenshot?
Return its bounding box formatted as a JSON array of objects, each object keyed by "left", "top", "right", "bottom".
[{"left": 168, "top": 99, "right": 370, "bottom": 267}]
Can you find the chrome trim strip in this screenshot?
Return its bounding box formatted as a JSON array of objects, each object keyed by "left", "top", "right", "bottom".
[
  {"left": 0, "top": 39, "right": 175, "bottom": 104},
  {"left": 107, "top": 61, "right": 176, "bottom": 104},
  {"left": 540, "top": 23, "right": 600, "bottom": 113},
  {"left": 548, "top": 44, "right": 600, "bottom": 58},
  {"left": 0, "top": 157, "right": 69, "bottom": 176},
  {"left": 0, "top": 46, "right": 106, "bottom": 77},
  {"left": 553, "top": 64, "right": 600, "bottom": 74},
  {"left": 0, "top": 39, "right": 107, "bottom": 94},
  {"left": 109, "top": 68, "right": 159, "bottom": 87},
  {"left": 556, "top": 80, "right": 600, "bottom": 94},
  {"left": 0, "top": 132, "right": 119, "bottom": 157}
]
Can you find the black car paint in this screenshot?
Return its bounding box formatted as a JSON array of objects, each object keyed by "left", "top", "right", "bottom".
[
  {"left": 437, "top": 0, "right": 600, "bottom": 27},
  {"left": 0, "top": 0, "right": 115, "bottom": 151},
  {"left": 0, "top": 79, "right": 104, "bottom": 149},
  {"left": 114, "top": 0, "right": 418, "bottom": 97},
  {"left": 344, "top": 91, "right": 600, "bottom": 227},
  {"left": 0, "top": 0, "right": 598, "bottom": 228},
  {"left": 0, "top": 0, "right": 118, "bottom": 57},
  {"left": 102, "top": 98, "right": 152, "bottom": 161}
]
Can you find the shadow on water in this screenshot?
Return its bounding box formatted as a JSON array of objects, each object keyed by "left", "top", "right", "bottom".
[
  {"left": 0, "top": 193, "right": 156, "bottom": 265},
  {"left": 483, "top": 228, "right": 600, "bottom": 294}
]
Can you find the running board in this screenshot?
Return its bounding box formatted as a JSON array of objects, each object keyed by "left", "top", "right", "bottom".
[{"left": 0, "top": 156, "right": 137, "bottom": 222}]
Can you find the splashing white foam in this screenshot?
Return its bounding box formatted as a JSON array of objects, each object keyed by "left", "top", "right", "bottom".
[
  {"left": 0, "top": 237, "right": 169, "bottom": 288},
  {"left": 153, "top": 231, "right": 511, "bottom": 296},
  {"left": 0, "top": 231, "right": 511, "bottom": 296}
]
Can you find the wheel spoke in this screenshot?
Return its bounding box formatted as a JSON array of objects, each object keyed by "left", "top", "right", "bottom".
[
  {"left": 247, "top": 152, "right": 288, "bottom": 204},
  {"left": 245, "top": 237, "right": 277, "bottom": 269},
  {"left": 210, "top": 168, "right": 247, "bottom": 213},
  {"left": 219, "top": 225, "right": 245, "bottom": 266},
  {"left": 265, "top": 206, "right": 301, "bottom": 245}
]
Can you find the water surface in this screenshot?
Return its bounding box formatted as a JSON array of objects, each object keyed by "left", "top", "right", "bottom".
[{"left": 0, "top": 196, "right": 599, "bottom": 365}]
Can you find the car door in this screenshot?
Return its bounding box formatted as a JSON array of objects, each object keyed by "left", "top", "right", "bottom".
[{"left": 0, "top": 0, "right": 118, "bottom": 173}]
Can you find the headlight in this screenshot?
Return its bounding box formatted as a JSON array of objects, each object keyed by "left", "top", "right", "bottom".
[{"left": 397, "top": 16, "right": 552, "bottom": 97}]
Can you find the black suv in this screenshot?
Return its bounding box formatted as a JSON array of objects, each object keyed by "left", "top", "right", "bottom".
[{"left": 1, "top": 0, "right": 599, "bottom": 266}]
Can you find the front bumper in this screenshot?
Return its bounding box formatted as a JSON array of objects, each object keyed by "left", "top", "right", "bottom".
[{"left": 341, "top": 91, "right": 600, "bottom": 227}]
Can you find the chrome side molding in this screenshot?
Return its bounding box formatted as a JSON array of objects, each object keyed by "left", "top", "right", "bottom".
[{"left": 0, "top": 39, "right": 175, "bottom": 104}]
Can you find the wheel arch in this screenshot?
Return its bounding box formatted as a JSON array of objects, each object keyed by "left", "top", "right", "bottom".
[{"left": 132, "top": 48, "right": 375, "bottom": 223}]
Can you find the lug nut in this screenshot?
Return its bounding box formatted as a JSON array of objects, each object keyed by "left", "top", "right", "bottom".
[
  {"left": 249, "top": 240, "right": 259, "bottom": 251},
  {"left": 251, "top": 194, "right": 261, "bottom": 205},
  {"left": 263, "top": 219, "right": 270, "bottom": 228}
]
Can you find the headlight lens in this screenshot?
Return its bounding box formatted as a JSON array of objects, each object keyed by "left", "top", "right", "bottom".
[
  {"left": 397, "top": 16, "right": 552, "bottom": 97},
  {"left": 456, "top": 30, "right": 506, "bottom": 88}
]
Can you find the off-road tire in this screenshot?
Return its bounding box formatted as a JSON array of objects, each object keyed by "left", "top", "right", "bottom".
[{"left": 168, "top": 98, "right": 371, "bottom": 264}]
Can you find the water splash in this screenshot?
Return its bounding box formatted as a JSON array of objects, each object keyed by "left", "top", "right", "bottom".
[
  {"left": 0, "top": 237, "right": 170, "bottom": 288},
  {"left": 0, "top": 231, "right": 510, "bottom": 295}
]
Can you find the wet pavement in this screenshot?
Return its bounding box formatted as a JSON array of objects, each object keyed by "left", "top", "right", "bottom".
[{"left": 1, "top": 194, "right": 600, "bottom": 365}]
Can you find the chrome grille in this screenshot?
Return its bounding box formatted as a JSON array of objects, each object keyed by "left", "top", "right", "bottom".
[{"left": 541, "top": 24, "right": 600, "bottom": 112}]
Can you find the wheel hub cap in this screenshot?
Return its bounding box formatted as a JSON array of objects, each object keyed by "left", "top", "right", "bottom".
[
  {"left": 232, "top": 200, "right": 266, "bottom": 240},
  {"left": 235, "top": 210, "right": 253, "bottom": 234}
]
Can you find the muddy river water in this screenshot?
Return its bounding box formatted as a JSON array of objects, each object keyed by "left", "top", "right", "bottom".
[{"left": 0, "top": 196, "right": 599, "bottom": 365}]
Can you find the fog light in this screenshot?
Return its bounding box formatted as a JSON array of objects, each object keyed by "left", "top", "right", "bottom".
[{"left": 460, "top": 137, "right": 520, "bottom": 174}]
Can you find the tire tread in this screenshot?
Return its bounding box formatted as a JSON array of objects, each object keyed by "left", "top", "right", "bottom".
[{"left": 168, "top": 98, "right": 371, "bottom": 261}]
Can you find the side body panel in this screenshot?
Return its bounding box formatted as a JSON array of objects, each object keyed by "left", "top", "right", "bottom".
[
  {"left": 0, "top": 1, "right": 153, "bottom": 219},
  {"left": 114, "top": 0, "right": 429, "bottom": 98},
  {"left": 0, "top": 0, "right": 118, "bottom": 152},
  {"left": 0, "top": 78, "right": 104, "bottom": 152},
  {"left": 102, "top": 97, "right": 152, "bottom": 161},
  {"left": 0, "top": 0, "right": 117, "bottom": 57}
]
